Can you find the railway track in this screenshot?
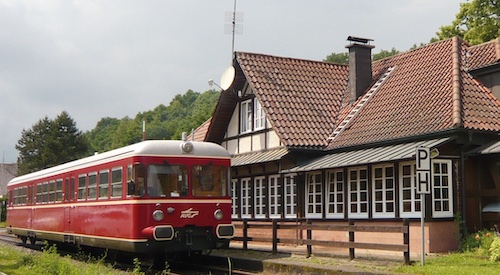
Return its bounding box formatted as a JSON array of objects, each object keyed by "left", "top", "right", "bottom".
[{"left": 0, "top": 229, "right": 262, "bottom": 274}]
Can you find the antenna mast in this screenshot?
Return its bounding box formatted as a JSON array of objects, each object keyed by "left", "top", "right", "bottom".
[
  {"left": 225, "top": 0, "right": 243, "bottom": 60},
  {"left": 231, "top": 0, "right": 237, "bottom": 54}
]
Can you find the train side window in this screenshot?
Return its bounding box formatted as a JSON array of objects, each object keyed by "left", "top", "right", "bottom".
[
  {"left": 111, "top": 167, "right": 122, "bottom": 198},
  {"left": 56, "top": 179, "right": 63, "bottom": 202},
  {"left": 78, "top": 174, "right": 87, "bottom": 200},
  {"left": 147, "top": 164, "right": 187, "bottom": 198},
  {"left": 13, "top": 188, "right": 18, "bottom": 205},
  {"left": 88, "top": 173, "right": 97, "bottom": 199},
  {"left": 8, "top": 190, "right": 13, "bottom": 206},
  {"left": 49, "top": 180, "right": 56, "bottom": 203},
  {"left": 128, "top": 163, "right": 145, "bottom": 197},
  {"left": 42, "top": 182, "right": 49, "bottom": 203},
  {"left": 36, "top": 183, "right": 43, "bottom": 204},
  {"left": 191, "top": 165, "right": 228, "bottom": 197},
  {"left": 99, "top": 170, "right": 109, "bottom": 199}
]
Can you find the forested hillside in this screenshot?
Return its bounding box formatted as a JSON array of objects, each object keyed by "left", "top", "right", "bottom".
[{"left": 85, "top": 89, "right": 219, "bottom": 154}]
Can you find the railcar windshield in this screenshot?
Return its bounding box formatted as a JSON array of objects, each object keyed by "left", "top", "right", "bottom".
[
  {"left": 191, "top": 164, "right": 228, "bottom": 197},
  {"left": 147, "top": 164, "right": 188, "bottom": 198}
]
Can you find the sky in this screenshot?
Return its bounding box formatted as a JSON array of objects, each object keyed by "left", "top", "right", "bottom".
[{"left": 0, "top": 0, "right": 464, "bottom": 163}]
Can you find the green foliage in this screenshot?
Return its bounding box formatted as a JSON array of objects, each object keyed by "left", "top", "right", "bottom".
[
  {"left": 86, "top": 89, "right": 220, "bottom": 153},
  {"left": 16, "top": 111, "right": 89, "bottom": 175},
  {"left": 132, "top": 257, "right": 144, "bottom": 274},
  {"left": 372, "top": 48, "right": 400, "bottom": 61},
  {"left": 324, "top": 48, "right": 400, "bottom": 64},
  {"left": 0, "top": 242, "right": 124, "bottom": 275},
  {"left": 435, "top": 0, "right": 500, "bottom": 45},
  {"left": 85, "top": 117, "right": 120, "bottom": 154},
  {"left": 460, "top": 229, "right": 496, "bottom": 254},
  {"left": 489, "top": 237, "right": 500, "bottom": 261},
  {"left": 323, "top": 52, "right": 349, "bottom": 64}
]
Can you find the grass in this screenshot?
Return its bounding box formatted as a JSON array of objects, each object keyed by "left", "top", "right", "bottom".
[
  {"left": 0, "top": 242, "right": 132, "bottom": 275},
  {"left": 395, "top": 252, "right": 500, "bottom": 275},
  {"left": 0, "top": 221, "right": 6, "bottom": 228}
]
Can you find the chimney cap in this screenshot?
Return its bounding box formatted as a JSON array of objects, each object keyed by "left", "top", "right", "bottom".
[{"left": 347, "top": 36, "right": 373, "bottom": 44}]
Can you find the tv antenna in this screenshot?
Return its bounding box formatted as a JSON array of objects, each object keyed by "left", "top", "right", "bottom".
[{"left": 225, "top": 0, "right": 243, "bottom": 58}]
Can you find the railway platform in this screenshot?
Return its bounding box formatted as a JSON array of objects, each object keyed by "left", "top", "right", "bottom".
[{"left": 207, "top": 242, "right": 412, "bottom": 274}]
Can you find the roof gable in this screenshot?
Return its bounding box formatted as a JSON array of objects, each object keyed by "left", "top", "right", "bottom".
[{"left": 235, "top": 52, "right": 348, "bottom": 148}]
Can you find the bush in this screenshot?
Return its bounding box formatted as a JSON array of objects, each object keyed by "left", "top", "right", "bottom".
[
  {"left": 460, "top": 229, "right": 495, "bottom": 255},
  {"left": 489, "top": 238, "right": 500, "bottom": 262}
]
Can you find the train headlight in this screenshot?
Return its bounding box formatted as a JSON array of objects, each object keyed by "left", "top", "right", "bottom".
[
  {"left": 214, "top": 209, "right": 224, "bottom": 220},
  {"left": 153, "top": 210, "right": 164, "bottom": 221}
]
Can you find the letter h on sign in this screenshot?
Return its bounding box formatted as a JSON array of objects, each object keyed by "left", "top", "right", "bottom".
[{"left": 416, "top": 147, "right": 431, "bottom": 194}]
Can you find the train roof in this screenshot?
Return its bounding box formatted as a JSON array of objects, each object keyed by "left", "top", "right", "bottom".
[{"left": 8, "top": 140, "right": 230, "bottom": 187}]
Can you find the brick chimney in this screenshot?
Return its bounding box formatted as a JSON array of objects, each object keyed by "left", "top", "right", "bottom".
[{"left": 346, "top": 36, "right": 375, "bottom": 103}]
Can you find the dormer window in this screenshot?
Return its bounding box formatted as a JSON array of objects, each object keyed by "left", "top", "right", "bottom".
[{"left": 240, "top": 98, "right": 266, "bottom": 134}]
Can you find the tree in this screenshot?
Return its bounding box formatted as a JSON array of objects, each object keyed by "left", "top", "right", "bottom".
[
  {"left": 435, "top": 0, "right": 500, "bottom": 45},
  {"left": 373, "top": 48, "right": 400, "bottom": 61},
  {"left": 16, "top": 111, "right": 89, "bottom": 175},
  {"left": 86, "top": 117, "right": 121, "bottom": 153},
  {"left": 324, "top": 52, "right": 349, "bottom": 64},
  {"left": 324, "top": 48, "right": 400, "bottom": 64}
]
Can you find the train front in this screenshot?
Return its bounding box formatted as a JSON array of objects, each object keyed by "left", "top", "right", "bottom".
[{"left": 131, "top": 140, "right": 234, "bottom": 254}]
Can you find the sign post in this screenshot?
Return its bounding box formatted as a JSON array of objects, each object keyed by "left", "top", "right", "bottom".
[{"left": 416, "top": 146, "right": 431, "bottom": 266}]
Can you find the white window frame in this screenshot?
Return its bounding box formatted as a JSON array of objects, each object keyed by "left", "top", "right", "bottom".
[
  {"left": 326, "top": 169, "right": 344, "bottom": 219},
  {"left": 268, "top": 175, "right": 281, "bottom": 218},
  {"left": 372, "top": 164, "right": 396, "bottom": 218},
  {"left": 306, "top": 171, "right": 323, "bottom": 219},
  {"left": 78, "top": 174, "right": 87, "bottom": 201},
  {"left": 240, "top": 99, "right": 252, "bottom": 133},
  {"left": 348, "top": 167, "right": 369, "bottom": 219},
  {"left": 284, "top": 173, "right": 297, "bottom": 218},
  {"left": 432, "top": 160, "right": 453, "bottom": 218},
  {"left": 254, "top": 176, "right": 266, "bottom": 219},
  {"left": 240, "top": 178, "right": 251, "bottom": 218},
  {"left": 399, "top": 161, "right": 421, "bottom": 218},
  {"left": 254, "top": 99, "right": 266, "bottom": 130},
  {"left": 231, "top": 179, "right": 238, "bottom": 218},
  {"left": 111, "top": 167, "right": 123, "bottom": 198}
]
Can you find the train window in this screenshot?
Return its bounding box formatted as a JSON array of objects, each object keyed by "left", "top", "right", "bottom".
[
  {"left": 78, "top": 174, "right": 87, "bottom": 200},
  {"left": 147, "top": 164, "right": 188, "bottom": 198},
  {"left": 191, "top": 165, "right": 228, "bottom": 197},
  {"left": 56, "top": 179, "right": 63, "bottom": 202},
  {"left": 99, "top": 170, "right": 109, "bottom": 199},
  {"left": 13, "top": 188, "right": 19, "bottom": 205},
  {"left": 88, "top": 173, "right": 97, "bottom": 199},
  {"left": 49, "top": 180, "right": 56, "bottom": 203},
  {"left": 8, "top": 190, "right": 13, "bottom": 206},
  {"left": 127, "top": 164, "right": 145, "bottom": 197},
  {"left": 36, "top": 183, "right": 43, "bottom": 204},
  {"left": 42, "top": 182, "right": 49, "bottom": 203},
  {"left": 111, "top": 167, "right": 122, "bottom": 198}
]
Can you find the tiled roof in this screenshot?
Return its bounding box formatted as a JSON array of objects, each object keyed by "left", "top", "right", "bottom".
[
  {"left": 328, "top": 37, "right": 500, "bottom": 149},
  {"left": 467, "top": 38, "right": 500, "bottom": 70},
  {"left": 236, "top": 52, "right": 348, "bottom": 148},
  {"left": 206, "top": 36, "right": 500, "bottom": 151},
  {"left": 188, "top": 118, "right": 211, "bottom": 142}
]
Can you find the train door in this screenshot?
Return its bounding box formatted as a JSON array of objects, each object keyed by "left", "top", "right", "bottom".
[{"left": 63, "top": 176, "right": 75, "bottom": 233}]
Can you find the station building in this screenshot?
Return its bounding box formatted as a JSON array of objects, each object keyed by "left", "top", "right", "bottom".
[{"left": 194, "top": 36, "right": 500, "bottom": 253}]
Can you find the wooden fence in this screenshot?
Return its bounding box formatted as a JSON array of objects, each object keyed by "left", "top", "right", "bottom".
[{"left": 232, "top": 219, "right": 410, "bottom": 265}]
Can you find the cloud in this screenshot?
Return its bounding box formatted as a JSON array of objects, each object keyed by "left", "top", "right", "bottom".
[{"left": 0, "top": 0, "right": 463, "bottom": 162}]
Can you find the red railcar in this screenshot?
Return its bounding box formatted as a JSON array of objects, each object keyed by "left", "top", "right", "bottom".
[{"left": 6, "top": 140, "right": 234, "bottom": 256}]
